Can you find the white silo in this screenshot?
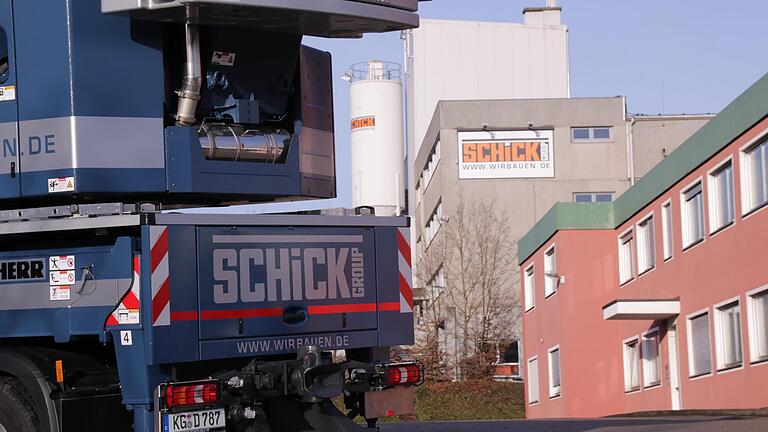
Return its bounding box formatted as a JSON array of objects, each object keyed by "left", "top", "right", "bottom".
[{"left": 344, "top": 60, "right": 405, "bottom": 216}]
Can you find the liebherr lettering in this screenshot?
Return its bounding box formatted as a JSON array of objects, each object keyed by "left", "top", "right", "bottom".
[
  {"left": 0, "top": 259, "right": 45, "bottom": 282},
  {"left": 213, "top": 247, "right": 365, "bottom": 304}
]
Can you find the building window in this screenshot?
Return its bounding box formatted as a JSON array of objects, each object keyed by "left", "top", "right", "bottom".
[
  {"left": 544, "top": 245, "right": 557, "bottom": 297},
  {"left": 747, "top": 288, "right": 768, "bottom": 363},
  {"left": 0, "top": 27, "right": 8, "bottom": 84},
  {"left": 642, "top": 330, "right": 661, "bottom": 387},
  {"left": 636, "top": 214, "right": 655, "bottom": 274},
  {"left": 427, "top": 267, "right": 445, "bottom": 302},
  {"left": 681, "top": 181, "right": 705, "bottom": 249},
  {"left": 623, "top": 338, "right": 641, "bottom": 392},
  {"left": 708, "top": 160, "right": 735, "bottom": 233},
  {"left": 618, "top": 229, "right": 635, "bottom": 285},
  {"left": 527, "top": 357, "right": 539, "bottom": 404},
  {"left": 524, "top": 265, "right": 535, "bottom": 312},
  {"left": 548, "top": 346, "right": 561, "bottom": 398},
  {"left": 741, "top": 138, "right": 768, "bottom": 214},
  {"left": 714, "top": 300, "right": 743, "bottom": 370},
  {"left": 571, "top": 127, "right": 613, "bottom": 142},
  {"left": 420, "top": 140, "right": 441, "bottom": 190},
  {"left": 687, "top": 311, "right": 712, "bottom": 377},
  {"left": 573, "top": 192, "right": 614, "bottom": 203},
  {"left": 661, "top": 201, "right": 674, "bottom": 260},
  {"left": 414, "top": 182, "right": 421, "bottom": 207},
  {"left": 424, "top": 201, "right": 443, "bottom": 246}
]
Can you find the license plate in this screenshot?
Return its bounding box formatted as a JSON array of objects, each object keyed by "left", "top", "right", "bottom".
[{"left": 163, "top": 408, "right": 226, "bottom": 432}]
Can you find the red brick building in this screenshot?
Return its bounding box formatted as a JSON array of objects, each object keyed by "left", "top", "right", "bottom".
[{"left": 519, "top": 73, "right": 768, "bottom": 418}]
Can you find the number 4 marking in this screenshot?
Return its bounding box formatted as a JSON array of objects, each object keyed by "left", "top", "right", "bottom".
[{"left": 120, "top": 330, "right": 133, "bottom": 346}]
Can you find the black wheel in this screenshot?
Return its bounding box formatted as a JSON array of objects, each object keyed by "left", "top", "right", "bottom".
[{"left": 0, "top": 376, "right": 41, "bottom": 432}]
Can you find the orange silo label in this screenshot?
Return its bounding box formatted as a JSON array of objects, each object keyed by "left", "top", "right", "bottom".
[{"left": 351, "top": 116, "right": 376, "bottom": 131}]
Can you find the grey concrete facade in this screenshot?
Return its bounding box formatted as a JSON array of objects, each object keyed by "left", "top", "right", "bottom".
[{"left": 410, "top": 97, "right": 712, "bottom": 378}]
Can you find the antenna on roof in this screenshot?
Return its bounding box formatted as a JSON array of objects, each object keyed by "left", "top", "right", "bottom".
[{"left": 546, "top": 0, "right": 557, "bottom": 7}]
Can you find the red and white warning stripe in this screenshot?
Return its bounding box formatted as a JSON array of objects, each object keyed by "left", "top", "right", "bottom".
[
  {"left": 397, "top": 227, "right": 413, "bottom": 313},
  {"left": 151, "top": 226, "right": 171, "bottom": 327},
  {"left": 106, "top": 255, "right": 141, "bottom": 326}
]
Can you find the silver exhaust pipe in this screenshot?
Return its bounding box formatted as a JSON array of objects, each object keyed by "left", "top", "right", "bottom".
[{"left": 174, "top": 22, "right": 202, "bottom": 126}]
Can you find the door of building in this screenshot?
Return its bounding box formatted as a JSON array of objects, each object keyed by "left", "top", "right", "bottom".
[{"left": 667, "top": 320, "right": 682, "bottom": 410}]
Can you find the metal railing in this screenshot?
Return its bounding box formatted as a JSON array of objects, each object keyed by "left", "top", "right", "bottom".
[{"left": 344, "top": 61, "right": 401, "bottom": 82}]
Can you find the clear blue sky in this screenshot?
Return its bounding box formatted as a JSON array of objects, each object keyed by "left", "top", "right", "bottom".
[{"left": 236, "top": 0, "right": 768, "bottom": 214}]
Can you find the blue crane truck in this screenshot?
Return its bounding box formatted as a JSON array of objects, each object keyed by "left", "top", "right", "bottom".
[{"left": 0, "top": 1, "right": 421, "bottom": 431}]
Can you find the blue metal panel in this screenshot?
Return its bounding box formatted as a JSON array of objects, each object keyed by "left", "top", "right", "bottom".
[
  {"left": 375, "top": 226, "right": 414, "bottom": 347},
  {"left": 165, "top": 126, "right": 302, "bottom": 196},
  {"left": 0, "top": 0, "right": 19, "bottom": 198},
  {"left": 111, "top": 328, "right": 171, "bottom": 405},
  {"left": 19, "top": 167, "right": 166, "bottom": 196},
  {"left": 12, "top": 0, "right": 72, "bottom": 120},
  {"left": 147, "top": 225, "right": 200, "bottom": 365},
  {"left": 196, "top": 226, "right": 378, "bottom": 341},
  {"left": 13, "top": 0, "right": 163, "bottom": 121},
  {"left": 0, "top": 237, "right": 134, "bottom": 341}
]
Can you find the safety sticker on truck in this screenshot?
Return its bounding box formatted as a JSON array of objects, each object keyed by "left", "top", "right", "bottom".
[
  {"left": 48, "top": 177, "right": 75, "bottom": 193},
  {"left": 0, "top": 85, "right": 15, "bottom": 102},
  {"left": 211, "top": 51, "right": 236, "bottom": 66},
  {"left": 118, "top": 309, "right": 140, "bottom": 325},
  {"left": 49, "top": 255, "right": 75, "bottom": 271},
  {"left": 49, "top": 270, "right": 75, "bottom": 286},
  {"left": 50, "top": 285, "right": 70, "bottom": 301}
]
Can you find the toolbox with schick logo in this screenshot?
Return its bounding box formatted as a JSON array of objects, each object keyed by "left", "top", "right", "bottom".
[{"left": 143, "top": 213, "right": 415, "bottom": 363}]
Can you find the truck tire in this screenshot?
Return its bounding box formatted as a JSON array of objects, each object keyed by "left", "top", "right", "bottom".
[{"left": 0, "top": 377, "right": 41, "bottom": 432}]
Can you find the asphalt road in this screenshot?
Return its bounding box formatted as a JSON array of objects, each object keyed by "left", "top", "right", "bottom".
[{"left": 378, "top": 417, "right": 768, "bottom": 432}]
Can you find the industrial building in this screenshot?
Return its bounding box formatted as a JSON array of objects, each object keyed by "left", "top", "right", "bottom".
[
  {"left": 519, "top": 74, "right": 768, "bottom": 417},
  {"left": 403, "top": 4, "right": 570, "bottom": 217},
  {"left": 411, "top": 96, "right": 712, "bottom": 379}
]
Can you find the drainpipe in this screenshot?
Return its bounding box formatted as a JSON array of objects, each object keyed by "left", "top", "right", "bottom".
[
  {"left": 623, "top": 97, "right": 636, "bottom": 185},
  {"left": 175, "top": 21, "right": 202, "bottom": 126}
]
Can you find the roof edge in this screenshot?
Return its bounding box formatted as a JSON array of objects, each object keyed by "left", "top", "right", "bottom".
[
  {"left": 518, "top": 202, "right": 614, "bottom": 264},
  {"left": 518, "top": 72, "right": 768, "bottom": 264}
]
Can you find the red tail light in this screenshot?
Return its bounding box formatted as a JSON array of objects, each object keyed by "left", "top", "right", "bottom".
[
  {"left": 165, "top": 382, "right": 219, "bottom": 409},
  {"left": 387, "top": 363, "right": 424, "bottom": 387}
]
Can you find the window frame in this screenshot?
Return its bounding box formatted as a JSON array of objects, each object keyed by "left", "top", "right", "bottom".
[
  {"left": 739, "top": 130, "right": 768, "bottom": 216},
  {"left": 571, "top": 126, "right": 614, "bottom": 143},
  {"left": 420, "top": 140, "right": 442, "bottom": 191},
  {"left": 686, "top": 308, "right": 713, "bottom": 379},
  {"left": 746, "top": 286, "right": 768, "bottom": 364},
  {"left": 424, "top": 201, "right": 443, "bottom": 246},
  {"left": 524, "top": 264, "right": 535, "bottom": 312},
  {"left": 661, "top": 199, "right": 674, "bottom": 261},
  {"left": 641, "top": 328, "right": 662, "bottom": 388},
  {"left": 707, "top": 157, "right": 736, "bottom": 234},
  {"left": 427, "top": 266, "right": 446, "bottom": 302},
  {"left": 680, "top": 178, "right": 706, "bottom": 250},
  {"left": 617, "top": 227, "right": 635, "bottom": 285},
  {"left": 635, "top": 211, "right": 656, "bottom": 275},
  {"left": 547, "top": 345, "right": 561, "bottom": 398},
  {"left": 573, "top": 192, "right": 614, "bottom": 203},
  {"left": 543, "top": 244, "right": 557, "bottom": 298},
  {"left": 0, "top": 27, "right": 8, "bottom": 84},
  {"left": 713, "top": 297, "right": 744, "bottom": 372},
  {"left": 622, "top": 336, "right": 641, "bottom": 392},
  {"left": 527, "top": 356, "right": 540, "bottom": 404}
]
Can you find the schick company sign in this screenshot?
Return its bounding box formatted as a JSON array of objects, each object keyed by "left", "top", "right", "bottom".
[{"left": 210, "top": 234, "right": 367, "bottom": 304}]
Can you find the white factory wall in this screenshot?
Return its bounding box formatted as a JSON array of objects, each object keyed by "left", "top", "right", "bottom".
[{"left": 405, "top": 9, "right": 569, "bottom": 214}]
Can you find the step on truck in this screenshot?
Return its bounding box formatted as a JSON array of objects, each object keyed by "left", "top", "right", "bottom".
[{"left": 0, "top": 1, "right": 422, "bottom": 431}]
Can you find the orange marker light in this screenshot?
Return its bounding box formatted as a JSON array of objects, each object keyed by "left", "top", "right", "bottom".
[{"left": 55, "top": 360, "right": 64, "bottom": 384}]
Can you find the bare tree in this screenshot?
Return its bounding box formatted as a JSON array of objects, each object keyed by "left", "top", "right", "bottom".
[{"left": 414, "top": 195, "right": 520, "bottom": 380}]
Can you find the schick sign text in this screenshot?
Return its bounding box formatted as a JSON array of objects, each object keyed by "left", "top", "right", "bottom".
[
  {"left": 458, "top": 130, "right": 554, "bottom": 179},
  {"left": 211, "top": 235, "right": 366, "bottom": 304}
]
